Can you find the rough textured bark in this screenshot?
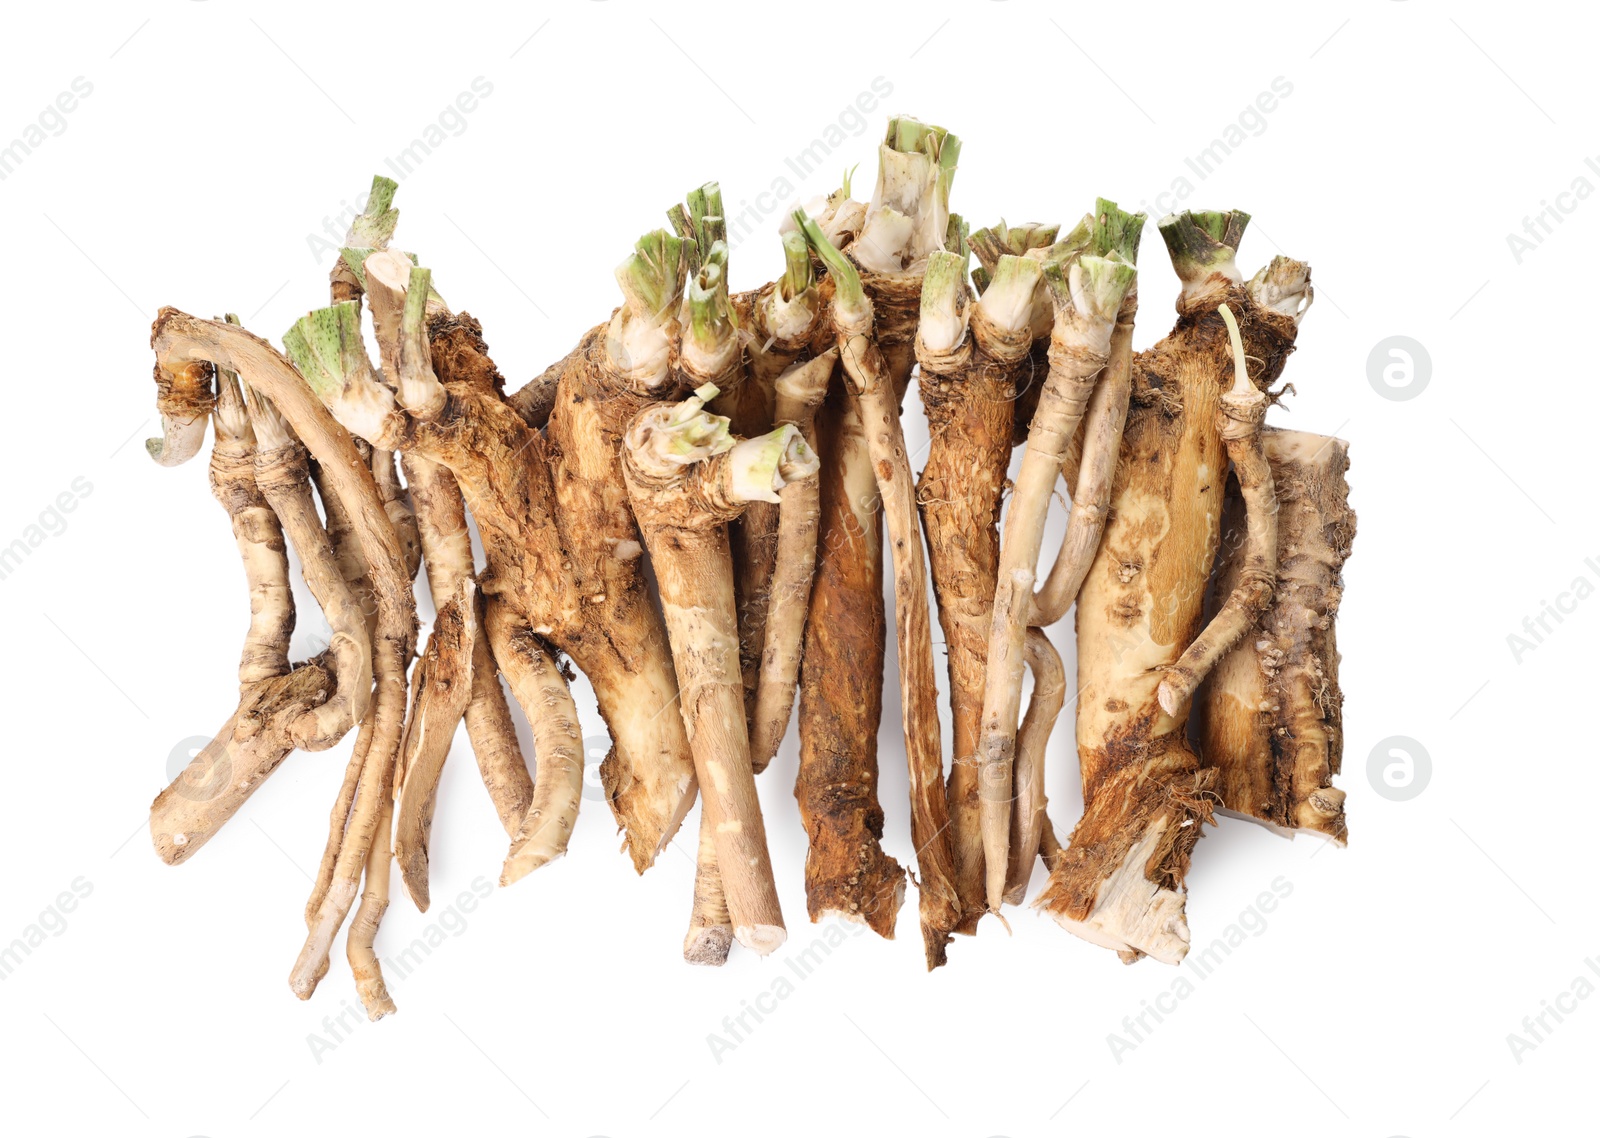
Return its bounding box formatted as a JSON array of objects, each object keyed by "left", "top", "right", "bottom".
[
  {"left": 794, "top": 376, "right": 906, "bottom": 940},
  {"left": 1036, "top": 217, "right": 1308, "bottom": 963},
  {"left": 915, "top": 254, "right": 1035, "bottom": 931},
  {"left": 836, "top": 301, "right": 960, "bottom": 964},
  {"left": 1194, "top": 427, "right": 1354, "bottom": 842}
]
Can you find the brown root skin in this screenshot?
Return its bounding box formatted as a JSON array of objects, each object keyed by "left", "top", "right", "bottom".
[
  {"left": 916, "top": 304, "right": 1030, "bottom": 933},
  {"left": 835, "top": 315, "right": 961, "bottom": 967},
  {"left": 393, "top": 581, "right": 478, "bottom": 911},
  {"left": 1050, "top": 278, "right": 1303, "bottom": 962},
  {"left": 794, "top": 377, "right": 906, "bottom": 941},
  {"left": 404, "top": 453, "right": 534, "bottom": 835},
  {"left": 1195, "top": 428, "right": 1355, "bottom": 842}
]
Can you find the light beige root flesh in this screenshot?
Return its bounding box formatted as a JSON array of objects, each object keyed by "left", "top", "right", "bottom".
[
  {"left": 393, "top": 581, "right": 479, "bottom": 911},
  {"left": 372, "top": 447, "right": 422, "bottom": 580},
  {"left": 487, "top": 598, "right": 585, "bottom": 886},
  {"left": 976, "top": 251, "right": 1133, "bottom": 915},
  {"left": 149, "top": 370, "right": 356, "bottom": 864},
  {"left": 1029, "top": 299, "right": 1137, "bottom": 626}
]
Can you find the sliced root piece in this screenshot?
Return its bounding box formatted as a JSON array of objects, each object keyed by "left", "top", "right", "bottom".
[
  {"left": 1195, "top": 428, "right": 1355, "bottom": 843},
  {"left": 487, "top": 598, "right": 584, "bottom": 885},
  {"left": 393, "top": 581, "right": 479, "bottom": 911}
]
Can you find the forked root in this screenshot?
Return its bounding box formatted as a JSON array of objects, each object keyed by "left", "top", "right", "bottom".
[{"left": 393, "top": 581, "right": 479, "bottom": 911}]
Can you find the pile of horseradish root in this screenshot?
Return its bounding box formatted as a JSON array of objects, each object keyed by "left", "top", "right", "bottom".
[{"left": 145, "top": 115, "right": 1353, "bottom": 1018}]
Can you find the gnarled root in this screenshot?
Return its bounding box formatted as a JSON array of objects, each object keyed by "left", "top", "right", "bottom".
[
  {"left": 794, "top": 379, "right": 906, "bottom": 940},
  {"left": 1195, "top": 428, "right": 1355, "bottom": 842}
]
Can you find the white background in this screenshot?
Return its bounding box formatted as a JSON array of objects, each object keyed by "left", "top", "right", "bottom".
[{"left": 0, "top": 2, "right": 1590, "bottom": 1135}]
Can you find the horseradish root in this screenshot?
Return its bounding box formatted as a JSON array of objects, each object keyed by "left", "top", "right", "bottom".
[
  {"left": 142, "top": 118, "right": 1355, "bottom": 1003},
  {"left": 798, "top": 210, "right": 961, "bottom": 967},
  {"left": 1194, "top": 428, "right": 1355, "bottom": 841},
  {"left": 622, "top": 386, "right": 819, "bottom": 954},
  {"left": 978, "top": 203, "right": 1141, "bottom": 916},
  {"left": 914, "top": 247, "right": 1040, "bottom": 930},
  {"left": 747, "top": 348, "right": 836, "bottom": 771},
  {"left": 1038, "top": 212, "right": 1310, "bottom": 964},
  {"left": 793, "top": 367, "right": 906, "bottom": 940}
]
